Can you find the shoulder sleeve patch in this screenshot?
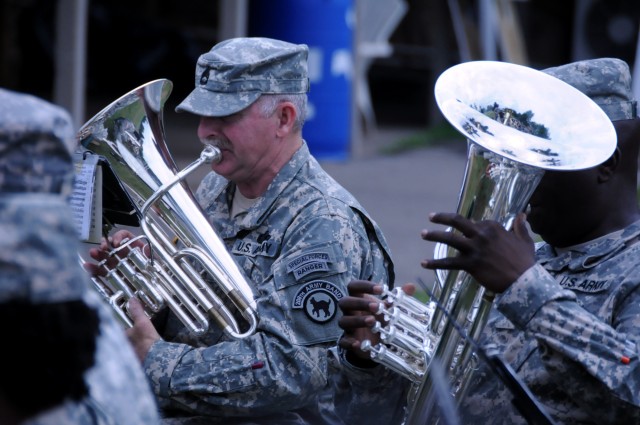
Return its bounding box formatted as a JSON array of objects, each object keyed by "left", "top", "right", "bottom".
[{"left": 292, "top": 280, "right": 345, "bottom": 323}]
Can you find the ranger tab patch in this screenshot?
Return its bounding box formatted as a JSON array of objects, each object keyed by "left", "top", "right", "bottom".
[
  {"left": 286, "top": 251, "right": 332, "bottom": 281},
  {"left": 293, "top": 281, "right": 344, "bottom": 323}
]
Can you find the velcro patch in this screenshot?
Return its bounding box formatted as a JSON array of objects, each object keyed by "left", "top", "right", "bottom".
[
  {"left": 286, "top": 251, "right": 332, "bottom": 281},
  {"left": 292, "top": 281, "right": 345, "bottom": 323},
  {"left": 293, "top": 261, "right": 329, "bottom": 280},
  {"left": 286, "top": 252, "right": 330, "bottom": 272}
]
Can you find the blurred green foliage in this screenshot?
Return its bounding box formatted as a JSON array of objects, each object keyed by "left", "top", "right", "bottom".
[{"left": 380, "top": 122, "right": 461, "bottom": 155}]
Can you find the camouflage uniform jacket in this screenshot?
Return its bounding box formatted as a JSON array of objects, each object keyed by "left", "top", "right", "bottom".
[
  {"left": 142, "top": 142, "right": 394, "bottom": 423},
  {"left": 328, "top": 345, "right": 410, "bottom": 425},
  {"left": 460, "top": 220, "right": 640, "bottom": 424},
  {"left": 2, "top": 195, "right": 161, "bottom": 425},
  {"left": 0, "top": 87, "right": 160, "bottom": 424}
]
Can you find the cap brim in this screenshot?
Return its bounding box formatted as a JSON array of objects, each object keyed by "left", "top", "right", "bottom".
[{"left": 175, "top": 87, "right": 261, "bottom": 117}]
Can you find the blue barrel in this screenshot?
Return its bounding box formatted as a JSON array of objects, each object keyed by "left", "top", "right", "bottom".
[{"left": 249, "top": 0, "right": 353, "bottom": 160}]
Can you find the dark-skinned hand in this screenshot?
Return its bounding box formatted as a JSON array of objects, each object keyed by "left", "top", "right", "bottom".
[
  {"left": 420, "top": 212, "right": 536, "bottom": 293},
  {"left": 338, "top": 280, "right": 416, "bottom": 362}
]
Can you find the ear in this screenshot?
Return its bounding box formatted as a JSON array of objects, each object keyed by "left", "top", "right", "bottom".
[
  {"left": 597, "top": 146, "right": 621, "bottom": 183},
  {"left": 274, "top": 102, "right": 297, "bottom": 137}
]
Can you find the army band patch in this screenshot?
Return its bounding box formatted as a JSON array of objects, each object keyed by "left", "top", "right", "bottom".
[{"left": 292, "top": 281, "right": 345, "bottom": 323}]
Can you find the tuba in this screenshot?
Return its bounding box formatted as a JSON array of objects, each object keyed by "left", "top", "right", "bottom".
[
  {"left": 359, "top": 61, "right": 617, "bottom": 424},
  {"left": 77, "top": 79, "right": 258, "bottom": 339}
]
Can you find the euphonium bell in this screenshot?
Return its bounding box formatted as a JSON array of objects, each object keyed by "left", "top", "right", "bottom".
[
  {"left": 77, "top": 79, "right": 259, "bottom": 339},
  {"left": 360, "top": 61, "right": 617, "bottom": 424}
]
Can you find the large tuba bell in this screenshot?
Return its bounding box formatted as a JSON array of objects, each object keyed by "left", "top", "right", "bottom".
[
  {"left": 77, "top": 79, "right": 258, "bottom": 339},
  {"left": 359, "top": 61, "right": 617, "bottom": 424}
]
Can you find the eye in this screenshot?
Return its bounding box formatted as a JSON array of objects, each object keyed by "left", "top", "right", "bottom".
[{"left": 221, "top": 111, "right": 242, "bottom": 125}]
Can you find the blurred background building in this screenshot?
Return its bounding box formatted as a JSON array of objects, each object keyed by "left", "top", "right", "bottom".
[
  {"left": 1, "top": 0, "right": 639, "bottom": 159},
  {"left": 3, "top": 0, "right": 640, "bottom": 289}
]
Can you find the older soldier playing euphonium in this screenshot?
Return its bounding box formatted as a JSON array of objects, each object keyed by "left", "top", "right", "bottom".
[
  {"left": 87, "top": 37, "right": 394, "bottom": 424},
  {"left": 337, "top": 57, "right": 640, "bottom": 425},
  {"left": 0, "top": 87, "right": 160, "bottom": 425}
]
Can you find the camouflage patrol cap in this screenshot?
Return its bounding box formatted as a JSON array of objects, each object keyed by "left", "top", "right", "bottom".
[
  {"left": 0, "top": 89, "right": 87, "bottom": 304},
  {"left": 176, "top": 37, "right": 310, "bottom": 117},
  {"left": 0, "top": 88, "right": 75, "bottom": 194},
  {"left": 543, "top": 58, "right": 638, "bottom": 121}
]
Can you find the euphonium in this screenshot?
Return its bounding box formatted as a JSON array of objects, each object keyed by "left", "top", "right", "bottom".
[
  {"left": 77, "top": 79, "right": 258, "bottom": 339},
  {"left": 360, "top": 61, "right": 617, "bottom": 424}
]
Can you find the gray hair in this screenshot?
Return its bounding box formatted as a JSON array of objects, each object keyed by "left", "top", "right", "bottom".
[{"left": 256, "top": 93, "right": 307, "bottom": 132}]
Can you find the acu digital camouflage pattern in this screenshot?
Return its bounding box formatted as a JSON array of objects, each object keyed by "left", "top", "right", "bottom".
[
  {"left": 0, "top": 88, "right": 76, "bottom": 195},
  {"left": 327, "top": 345, "right": 410, "bottom": 425},
  {"left": 176, "top": 37, "right": 310, "bottom": 117},
  {"left": 459, "top": 220, "right": 640, "bottom": 424},
  {"left": 0, "top": 88, "right": 161, "bottom": 424},
  {"left": 0, "top": 196, "right": 161, "bottom": 425},
  {"left": 455, "top": 57, "right": 640, "bottom": 424},
  {"left": 0, "top": 196, "right": 89, "bottom": 304},
  {"left": 336, "top": 222, "right": 640, "bottom": 425},
  {"left": 0, "top": 88, "right": 85, "bottom": 303},
  {"left": 22, "top": 285, "right": 163, "bottom": 425},
  {"left": 141, "top": 142, "right": 394, "bottom": 424},
  {"left": 332, "top": 57, "right": 640, "bottom": 424},
  {"left": 543, "top": 58, "right": 638, "bottom": 121}
]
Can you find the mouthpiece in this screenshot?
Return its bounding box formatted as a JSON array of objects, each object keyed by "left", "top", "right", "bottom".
[{"left": 201, "top": 145, "right": 222, "bottom": 164}]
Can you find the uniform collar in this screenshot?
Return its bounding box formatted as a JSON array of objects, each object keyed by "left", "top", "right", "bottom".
[
  {"left": 202, "top": 141, "right": 310, "bottom": 233},
  {"left": 235, "top": 141, "right": 310, "bottom": 227},
  {"left": 537, "top": 219, "right": 640, "bottom": 271}
]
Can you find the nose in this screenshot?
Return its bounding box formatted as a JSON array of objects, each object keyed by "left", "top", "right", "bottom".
[{"left": 197, "top": 116, "right": 221, "bottom": 140}]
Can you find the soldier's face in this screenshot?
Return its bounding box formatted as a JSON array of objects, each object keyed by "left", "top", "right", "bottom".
[
  {"left": 527, "top": 167, "right": 599, "bottom": 248},
  {"left": 197, "top": 101, "right": 281, "bottom": 183}
]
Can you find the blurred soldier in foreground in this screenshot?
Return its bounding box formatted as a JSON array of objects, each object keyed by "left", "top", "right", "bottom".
[
  {"left": 337, "top": 58, "right": 640, "bottom": 424},
  {"left": 0, "top": 88, "right": 160, "bottom": 424}
]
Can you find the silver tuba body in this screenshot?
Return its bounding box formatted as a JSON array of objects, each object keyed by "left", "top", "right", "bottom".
[
  {"left": 360, "top": 61, "right": 617, "bottom": 424},
  {"left": 77, "top": 79, "right": 258, "bottom": 339}
]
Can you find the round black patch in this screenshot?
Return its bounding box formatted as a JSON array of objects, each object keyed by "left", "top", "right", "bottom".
[
  {"left": 303, "top": 290, "right": 337, "bottom": 323},
  {"left": 293, "top": 281, "right": 344, "bottom": 323}
]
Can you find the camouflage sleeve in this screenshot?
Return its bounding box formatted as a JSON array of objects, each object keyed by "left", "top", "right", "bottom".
[
  {"left": 26, "top": 292, "right": 163, "bottom": 425},
  {"left": 498, "top": 263, "right": 640, "bottom": 421},
  {"left": 142, "top": 211, "right": 385, "bottom": 417},
  {"left": 329, "top": 347, "right": 409, "bottom": 424},
  {"left": 83, "top": 290, "right": 162, "bottom": 424},
  {"left": 143, "top": 334, "right": 327, "bottom": 416},
  {"left": 1, "top": 195, "right": 161, "bottom": 425}
]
